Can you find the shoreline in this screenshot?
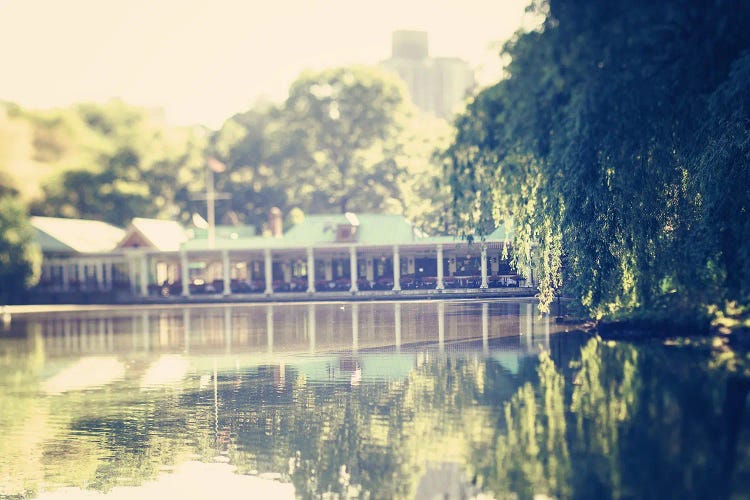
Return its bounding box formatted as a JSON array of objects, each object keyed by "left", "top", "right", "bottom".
[{"left": 3, "top": 288, "right": 538, "bottom": 315}]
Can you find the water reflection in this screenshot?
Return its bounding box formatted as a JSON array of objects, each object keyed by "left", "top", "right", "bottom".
[
  {"left": 0, "top": 300, "right": 748, "bottom": 499},
  {"left": 17, "top": 300, "right": 551, "bottom": 360}
]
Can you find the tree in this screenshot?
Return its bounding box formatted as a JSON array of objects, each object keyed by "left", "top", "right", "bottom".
[
  {"left": 281, "top": 66, "right": 410, "bottom": 214},
  {"left": 26, "top": 100, "right": 207, "bottom": 227},
  {"left": 208, "top": 66, "right": 454, "bottom": 233},
  {"left": 0, "top": 180, "right": 40, "bottom": 303},
  {"left": 444, "top": 0, "right": 750, "bottom": 318},
  {"left": 207, "top": 103, "right": 295, "bottom": 230}
]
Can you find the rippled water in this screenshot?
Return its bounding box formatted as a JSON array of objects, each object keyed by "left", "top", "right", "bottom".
[{"left": 0, "top": 299, "right": 748, "bottom": 499}]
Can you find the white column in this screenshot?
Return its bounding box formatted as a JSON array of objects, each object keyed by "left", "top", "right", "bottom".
[
  {"left": 306, "top": 248, "right": 316, "bottom": 293},
  {"left": 129, "top": 258, "right": 137, "bottom": 295},
  {"left": 106, "top": 260, "right": 114, "bottom": 290},
  {"left": 349, "top": 246, "right": 358, "bottom": 292},
  {"left": 282, "top": 260, "right": 292, "bottom": 283},
  {"left": 62, "top": 262, "right": 70, "bottom": 292},
  {"left": 96, "top": 260, "right": 105, "bottom": 290},
  {"left": 139, "top": 254, "right": 149, "bottom": 297},
  {"left": 392, "top": 245, "right": 401, "bottom": 291},
  {"left": 480, "top": 244, "right": 488, "bottom": 289},
  {"left": 366, "top": 258, "right": 374, "bottom": 281},
  {"left": 324, "top": 259, "right": 333, "bottom": 281},
  {"left": 264, "top": 248, "right": 273, "bottom": 295},
  {"left": 75, "top": 260, "right": 83, "bottom": 287},
  {"left": 181, "top": 251, "right": 190, "bottom": 297},
  {"left": 222, "top": 250, "right": 231, "bottom": 296},
  {"left": 436, "top": 245, "right": 444, "bottom": 290}
]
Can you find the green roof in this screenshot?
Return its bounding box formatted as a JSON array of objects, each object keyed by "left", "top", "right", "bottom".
[
  {"left": 181, "top": 235, "right": 270, "bottom": 252},
  {"left": 283, "top": 213, "right": 419, "bottom": 246},
  {"left": 192, "top": 225, "right": 257, "bottom": 239},
  {"left": 417, "top": 223, "right": 511, "bottom": 245},
  {"left": 179, "top": 214, "right": 510, "bottom": 251}
]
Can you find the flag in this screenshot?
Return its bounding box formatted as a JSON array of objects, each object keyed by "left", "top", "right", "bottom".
[{"left": 207, "top": 157, "right": 226, "bottom": 173}]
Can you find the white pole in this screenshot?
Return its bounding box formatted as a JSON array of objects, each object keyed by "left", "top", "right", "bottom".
[
  {"left": 181, "top": 251, "right": 190, "bottom": 297},
  {"left": 139, "top": 254, "right": 149, "bottom": 297},
  {"left": 349, "top": 246, "right": 359, "bottom": 292},
  {"left": 264, "top": 248, "right": 273, "bottom": 295},
  {"left": 306, "top": 247, "right": 316, "bottom": 293},
  {"left": 207, "top": 167, "right": 216, "bottom": 250},
  {"left": 436, "top": 244, "right": 444, "bottom": 290},
  {"left": 222, "top": 250, "right": 231, "bottom": 296},
  {"left": 392, "top": 245, "right": 401, "bottom": 291},
  {"left": 480, "top": 244, "right": 488, "bottom": 289}
]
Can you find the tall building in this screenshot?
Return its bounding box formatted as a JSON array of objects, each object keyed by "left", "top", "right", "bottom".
[{"left": 380, "top": 30, "right": 475, "bottom": 119}]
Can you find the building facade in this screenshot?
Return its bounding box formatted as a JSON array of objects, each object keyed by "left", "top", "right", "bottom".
[{"left": 31, "top": 213, "right": 530, "bottom": 302}]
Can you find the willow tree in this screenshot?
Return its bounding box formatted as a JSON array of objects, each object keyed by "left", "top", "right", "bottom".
[{"left": 445, "top": 0, "right": 750, "bottom": 319}]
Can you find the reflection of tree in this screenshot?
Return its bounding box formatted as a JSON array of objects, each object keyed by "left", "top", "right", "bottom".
[
  {"left": 568, "top": 338, "right": 639, "bottom": 497},
  {"left": 484, "top": 351, "right": 570, "bottom": 499},
  {"left": 3, "top": 333, "right": 748, "bottom": 499},
  {"left": 478, "top": 337, "right": 750, "bottom": 499},
  {"left": 0, "top": 328, "right": 49, "bottom": 497}
]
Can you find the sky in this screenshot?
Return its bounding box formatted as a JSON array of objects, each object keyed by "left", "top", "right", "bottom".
[{"left": 0, "top": 0, "right": 532, "bottom": 128}]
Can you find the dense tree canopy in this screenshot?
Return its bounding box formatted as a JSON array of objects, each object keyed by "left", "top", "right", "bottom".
[
  {"left": 445, "top": 0, "right": 750, "bottom": 318},
  {"left": 0, "top": 179, "right": 40, "bottom": 304},
  {"left": 208, "top": 66, "right": 452, "bottom": 233},
  {"left": 22, "top": 100, "right": 208, "bottom": 227}
]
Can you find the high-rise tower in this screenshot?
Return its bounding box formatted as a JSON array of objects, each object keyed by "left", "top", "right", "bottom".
[{"left": 380, "top": 30, "right": 475, "bottom": 119}]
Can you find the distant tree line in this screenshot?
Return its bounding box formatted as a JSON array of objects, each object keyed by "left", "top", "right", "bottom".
[
  {"left": 1, "top": 66, "right": 451, "bottom": 234},
  {"left": 445, "top": 0, "right": 750, "bottom": 320},
  {"left": 0, "top": 66, "right": 453, "bottom": 301}
]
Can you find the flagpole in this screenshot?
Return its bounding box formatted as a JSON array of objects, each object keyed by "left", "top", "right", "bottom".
[{"left": 207, "top": 164, "right": 216, "bottom": 250}]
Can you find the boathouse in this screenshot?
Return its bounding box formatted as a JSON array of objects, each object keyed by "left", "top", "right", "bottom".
[{"left": 30, "top": 212, "right": 531, "bottom": 302}]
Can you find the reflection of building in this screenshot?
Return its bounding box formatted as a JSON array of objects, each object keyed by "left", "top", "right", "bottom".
[
  {"left": 29, "top": 301, "right": 548, "bottom": 361},
  {"left": 380, "top": 30, "right": 475, "bottom": 119},
  {"left": 31, "top": 212, "right": 532, "bottom": 302}
]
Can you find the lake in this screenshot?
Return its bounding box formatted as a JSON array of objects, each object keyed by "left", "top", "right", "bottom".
[{"left": 1, "top": 299, "right": 748, "bottom": 499}]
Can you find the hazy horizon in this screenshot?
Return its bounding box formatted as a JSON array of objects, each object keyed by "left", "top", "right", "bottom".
[{"left": 0, "top": 0, "right": 532, "bottom": 128}]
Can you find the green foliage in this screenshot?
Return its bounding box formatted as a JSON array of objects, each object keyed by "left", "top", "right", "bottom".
[
  {"left": 0, "top": 99, "right": 209, "bottom": 227},
  {"left": 0, "top": 185, "right": 40, "bottom": 303},
  {"left": 444, "top": 0, "right": 750, "bottom": 319},
  {"left": 208, "top": 67, "right": 453, "bottom": 233},
  {"left": 2, "top": 68, "right": 454, "bottom": 242}
]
